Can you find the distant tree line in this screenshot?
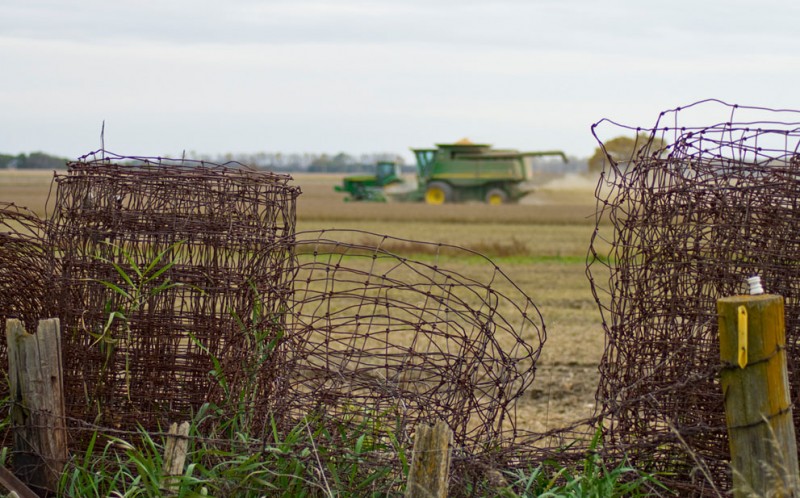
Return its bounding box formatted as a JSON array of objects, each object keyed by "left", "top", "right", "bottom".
[
  {"left": 0, "top": 151, "right": 410, "bottom": 173},
  {"left": 587, "top": 134, "right": 667, "bottom": 173},
  {"left": 0, "top": 152, "right": 69, "bottom": 170},
  {"left": 194, "top": 151, "right": 411, "bottom": 173},
  {"left": 0, "top": 148, "right": 597, "bottom": 175}
]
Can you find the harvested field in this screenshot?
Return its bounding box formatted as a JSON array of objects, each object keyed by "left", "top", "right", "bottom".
[
  {"left": 0, "top": 169, "right": 56, "bottom": 217},
  {"left": 0, "top": 169, "right": 605, "bottom": 434}
]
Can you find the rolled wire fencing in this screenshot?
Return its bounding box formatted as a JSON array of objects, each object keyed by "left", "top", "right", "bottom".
[
  {"left": 285, "top": 229, "right": 544, "bottom": 446},
  {"left": 282, "top": 229, "right": 546, "bottom": 493},
  {"left": 0, "top": 202, "right": 49, "bottom": 412},
  {"left": 46, "top": 151, "right": 300, "bottom": 439},
  {"left": 0, "top": 202, "right": 48, "bottom": 332},
  {"left": 588, "top": 99, "right": 800, "bottom": 494},
  {"left": 0, "top": 151, "right": 550, "bottom": 494}
]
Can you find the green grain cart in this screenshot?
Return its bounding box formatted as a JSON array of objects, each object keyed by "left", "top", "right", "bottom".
[{"left": 411, "top": 140, "right": 567, "bottom": 204}]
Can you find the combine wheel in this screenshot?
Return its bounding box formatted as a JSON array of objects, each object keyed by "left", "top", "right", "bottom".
[
  {"left": 425, "top": 182, "right": 453, "bottom": 205},
  {"left": 485, "top": 188, "right": 509, "bottom": 205}
]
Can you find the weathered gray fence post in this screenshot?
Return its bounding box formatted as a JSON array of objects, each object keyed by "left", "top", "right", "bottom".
[
  {"left": 6, "top": 318, "right": 68, "bottom": 495},
  {"left": 717, "top": 293, "right": 800, "bottom": 497},
  {"left": 405, "top": 421, "right": 452, "bottom": 498},
  {"left": 163, "top": 421, "right": 190, "bottom": 495}
]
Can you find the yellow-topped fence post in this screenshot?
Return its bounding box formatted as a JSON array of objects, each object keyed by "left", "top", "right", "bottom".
[{"left": 717, "top": 279, "right": 800, "bottom": 497}]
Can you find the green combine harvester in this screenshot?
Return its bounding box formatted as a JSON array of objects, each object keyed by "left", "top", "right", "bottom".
[{"left": 335, "top": 139, "right": 568, "bottom": 204}]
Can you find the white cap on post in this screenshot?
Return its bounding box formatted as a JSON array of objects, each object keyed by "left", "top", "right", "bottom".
[{"left": 747, "top": 275, "right": 764, "bottom": 295}]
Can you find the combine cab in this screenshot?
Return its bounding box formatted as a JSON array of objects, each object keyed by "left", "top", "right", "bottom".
[
  {"left": 412, "top": 140, "right": 567, "bottom": 204},
  {"left": 334, "top": 161, "right": 403, "bottom": 202}
]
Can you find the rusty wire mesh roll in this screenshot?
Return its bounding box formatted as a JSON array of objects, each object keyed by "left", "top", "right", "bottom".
[
  {"left": 587, "top": 99, "right": 800, "bottom": 494},
  {"left": 282, "top": 229, "right": 545, "bottom": 452},
  {"left": 0, "top": 202, "right": 50, "bottom": 434},
  {"left": 0, "top": 202, "right": 49, "bottom": 332},
  {"left": 5, "top": 149, "right": 552, "bottom": 493},
  {"left": 46, "top": 151, "right": 300, "bottom": 434}
]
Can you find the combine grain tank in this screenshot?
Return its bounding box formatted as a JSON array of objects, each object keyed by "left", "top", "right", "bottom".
[{"left": 412, "top": 140, "right": 567, "bottom": 204}]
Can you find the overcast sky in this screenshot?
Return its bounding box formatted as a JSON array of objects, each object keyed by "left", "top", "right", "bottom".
[{"left": 2, "top": 0, "right": 799, "bottom": 162}]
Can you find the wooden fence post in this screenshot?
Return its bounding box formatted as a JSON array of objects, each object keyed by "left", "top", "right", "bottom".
[
  {"left": 6, "top": 318, "right": 68, "bottom": 496},
  {"left": 717, "top": 294, "right": 800, "bottom": 497},
  {"left": 163, "top": 421, "right": 190, "bottom": 495},
  {"left": 405, "top": 421, "right": 452, "bottom": 498}
]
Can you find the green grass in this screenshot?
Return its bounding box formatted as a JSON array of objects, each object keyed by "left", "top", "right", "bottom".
[
  {"left": 49, "top": 413, "right": 670, "bottom": 497},
  {"left": 56, "top": 406, "right": 408, "bottom": 497},
  {"left": 496, "top": 429, "right": 670, "bottom": 497}
]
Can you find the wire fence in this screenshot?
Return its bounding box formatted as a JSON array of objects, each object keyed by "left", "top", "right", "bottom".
[
  {"left": 0, "top": 202, "right": 48, "bottom": 332},
  {"left": 0, "top": 151, "right": 553, "bottom": 495},
  {"left": 8, "top": 103, "right": 798, "bottom": 494},
  {"left": 588, "top": 99, "right": 800, "bottom": 495},
  {"left": 285, "top": 229, "right": 544, "bottom": 449},
  {"left": 0, "top": 202, "right": 49, "bottom": 407},
  {"left": 46, "top": 152, "right": 300, "bottom": 440}
]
